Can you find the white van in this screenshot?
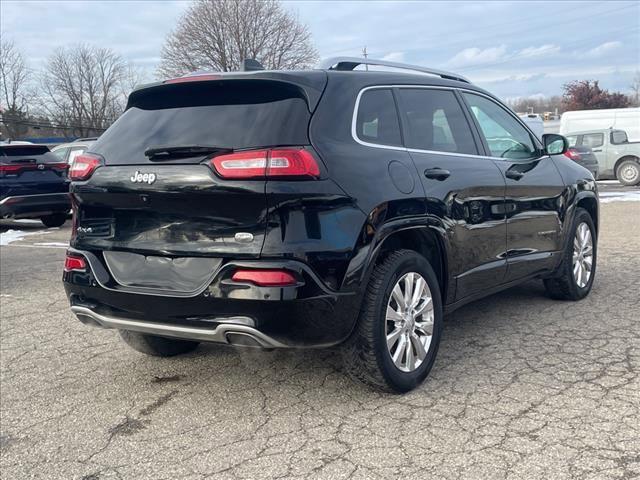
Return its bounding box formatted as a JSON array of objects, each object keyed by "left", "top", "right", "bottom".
[
  {"left": 560, "top": 108, "right": 640, "bottom": 141},
  {"left": 518, "top": 113, "right": 544, "bottom": 139}
]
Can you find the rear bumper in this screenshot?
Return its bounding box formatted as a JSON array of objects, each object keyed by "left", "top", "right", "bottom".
[
  {"left": 64, "top": 250, "right": 360, "bottom": 348},
  {"left": 71, "top": 305, "right": 288, "bottom": 348},
  {"left": 0, "top": 193, "right": 70, "bottom": 219}
]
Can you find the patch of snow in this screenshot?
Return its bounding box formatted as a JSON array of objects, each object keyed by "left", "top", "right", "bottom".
[
  {"left": 0, "top": 229, "right": 52, "bottom": 246},
  {"left": 599, "top": 190, "right": 640, "bottom": 203},
  {"left": 32, "top": 242, "right": 69, "bottom": 247}
]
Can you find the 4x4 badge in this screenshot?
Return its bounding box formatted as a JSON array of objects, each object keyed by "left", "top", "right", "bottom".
[{"left": 130, "top": 171, "right": 157, "bottom": 185}]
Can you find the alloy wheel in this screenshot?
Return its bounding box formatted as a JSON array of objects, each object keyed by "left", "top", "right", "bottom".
[
  {"left": 386, "top": 272, "right": 434, "bottom": 372},
  {"left": 572, "top": 222, "right": 593, "bottom": 288}
]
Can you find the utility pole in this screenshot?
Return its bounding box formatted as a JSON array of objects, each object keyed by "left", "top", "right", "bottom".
[{"left": 362, "top": 46, "right": 368, "bottom": 71}]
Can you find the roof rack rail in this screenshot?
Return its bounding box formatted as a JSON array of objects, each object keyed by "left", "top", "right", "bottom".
[{"left": 318, "top": 56, "right": 470, "bottom": 84}]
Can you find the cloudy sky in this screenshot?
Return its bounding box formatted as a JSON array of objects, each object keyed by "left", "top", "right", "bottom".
[{"left": 2, "top": 0, "right": 638, "bottom": 100}]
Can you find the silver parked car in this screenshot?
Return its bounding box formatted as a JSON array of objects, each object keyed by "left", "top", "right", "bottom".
[{"left": 565, "top": 129, "right": 640, "bottom": 185}]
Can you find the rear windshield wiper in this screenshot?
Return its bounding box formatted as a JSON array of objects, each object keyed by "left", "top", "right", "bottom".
[{"left": 144, "top": 145, "right": 232, "bottom": 160}]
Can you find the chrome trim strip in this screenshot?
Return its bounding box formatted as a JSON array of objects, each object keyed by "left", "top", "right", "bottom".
[
  {"left": 351, "top": 84, "right": 544, "bottom": 161},
  {"left": 71, "top": 306, "right": 287, "bottom": 348},
  {"left": 0, "top": 192, "right": 69, "bottom": 205}
]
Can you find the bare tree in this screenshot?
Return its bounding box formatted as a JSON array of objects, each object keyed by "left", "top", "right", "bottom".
[
  {"left": 157, "top": 0, "right": 318, "bottom": 78},
  {"left": 39, "top": 44, "right": 128, "bottom": 137},
  {"left": 0, "top": 39, "right": 32, "bottom": 138},
  {"left": 630, "top": 71, "right": 640, "bottom": 107}
]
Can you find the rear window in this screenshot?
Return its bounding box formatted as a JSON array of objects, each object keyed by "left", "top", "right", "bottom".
[
  {"left": 0, "top": 145, "right": 50, "bottom": 157},
  {"left": 0, "top": 145, "right": 58, "bottom": 163},
  {"left": 91, "top": 80, "right": 312, "bottom": 164}
]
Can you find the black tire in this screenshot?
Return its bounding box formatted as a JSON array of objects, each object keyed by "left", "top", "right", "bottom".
[
  {"left": 342, "top": 249, "right": 443, "bottom": 393},
  {"left": 544, "top": 208, "right": 596, "bottom": 300},
  {"left": 119, "top": 330, "right": 200, "bottom": 357},
  {"left": 40, "top": 214, "right": 67, "bottom": 228},
  {"left": 615, "top": 158, "right": 640, "bottom": 186}
]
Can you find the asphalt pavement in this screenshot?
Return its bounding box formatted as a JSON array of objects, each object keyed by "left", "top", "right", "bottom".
[{"left": 1, "top": 185, "right": 639, "bottom": 479}]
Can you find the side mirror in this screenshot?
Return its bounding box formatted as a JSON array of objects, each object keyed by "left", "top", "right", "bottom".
[{"left": 542, "top": 134, "right": 568, "bottom": 155}]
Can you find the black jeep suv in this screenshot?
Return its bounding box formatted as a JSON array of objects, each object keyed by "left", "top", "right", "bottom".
[
  {"left": 1, "top": 143, "right": 70, "bottom": 227},
  {"left": 63, "top": 58, "right": 598, "bottom": 392}
]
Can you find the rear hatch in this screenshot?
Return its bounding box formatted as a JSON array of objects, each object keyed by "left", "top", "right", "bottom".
[
  {"left": 1, "top": 145, "right": 69, "bottom": 199},
  {"left": 71, "top": 75, "right": 325, "bottom": 265}
]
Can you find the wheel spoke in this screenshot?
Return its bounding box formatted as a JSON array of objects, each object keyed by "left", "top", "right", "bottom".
[
  {"left": 386, "top": 327, "right": 403, "bottom": 350},
  {"left": 392, "top": 335, "right": 407, "bottom": 368},
  {"left": 574, "top": 236, "right": 581, "bottom": 252},
  {"left": 415, "top": 320, "right": 433, "bottom": 336},
  {"left": 414, "top": 296, "right": 432, "bottom": 317},
  {"left": 411, "top": 333, "right": 427, "bottom": 361},
  {"left": 391, "top": 284, "right": 405, "bottom": 311},
  {"left": 386, "top": 305, "right": 403, "bottom": 322},
  {"left": 403, "top": 273, "right": 414, "bottom": 308},
  {"left": 410, "top": 276, "right": 425, "bottom": 308},
  {"left": 573, "top": 260, "right": 581, "bottom": 278},
  {"left": 404, "top": 335, "right": 415, "bottom": 371}
]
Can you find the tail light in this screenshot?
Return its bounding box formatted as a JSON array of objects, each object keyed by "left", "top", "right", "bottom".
[
  {"left": 564, "top": 149, "right": 582, "bottom": 161},
  {"left": 69, "top": 153, "right": 102, "bottom": 180},
  {"left": 48, "top": 162, "right": 70, "bottom": 171},
  {"left": 64, "top": 253, "right": 87, "bottom": 272},
  {"left": 0, "top": 164, "right": 24, "bottom": 173},
  {"left": 231, "top": 269, "right": 298, "bottom": 287},
  {"left": 211, "top": 148, "right": 320, "bottom": 179}
]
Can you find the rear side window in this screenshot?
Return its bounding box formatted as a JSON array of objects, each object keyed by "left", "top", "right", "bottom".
[
  {"left": 582, "top": 133, "right": 603, "bottom": 148},
  {"left": 91, "top": 80, "right": 311, "bottom": 164},
  {"left": 566, "top": 136, "right": 578, "bottom": 147},
  {"left": 611, "top": 130, "right": 628, "bottom": 144},
  {"left": 397, "top": 89, "right": 478, "bottom": 154},
  {"left": 355, "top": 89, "right": 402, "bottom": 147}
]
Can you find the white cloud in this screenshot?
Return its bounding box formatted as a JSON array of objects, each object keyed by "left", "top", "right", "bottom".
[
  {"left": 382, "top": 52, "right": 405, "bottom": 62},
  {"left": 446, "top": 45, "right": 507, "bottom": 68},
  {"left": 518, "top": 44, "right": 560, "bottom": 58},
  {"left": 585, "top": 41, "right": 622, "bottom": 58}
]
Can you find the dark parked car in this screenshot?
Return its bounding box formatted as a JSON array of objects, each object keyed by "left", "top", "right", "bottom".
[
  {"left": 565, "top": 135, "right": 600, "bottom": 179},
  {"left": 63, "top": 58, "right": 599, "bottom": 392},
  {"left": 1, "top": 143, "right": 70, "bottom": 227}
]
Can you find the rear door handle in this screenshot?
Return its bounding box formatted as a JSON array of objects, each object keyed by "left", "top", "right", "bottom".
[
  {"left": 592, "top": 149, "right": 602, "bottom": 152},
  {"left": 424, "top": 168, "right": 450, "bottom": 180},
  {"left": 505, "top": 169, "right": 524, "bottom": 180}
]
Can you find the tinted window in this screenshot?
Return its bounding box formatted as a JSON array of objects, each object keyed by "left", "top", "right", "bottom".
[
  {"left": 463, "top": 93, "right": 537, "bottom": 159},
  {"left": 397, "top": 89, "right": 477, "bottom": 154},
  {"left": 52, "top": 147, "right": 69, "bottom": 160},
  {"left": 92, "top": 81, "right": 311, "bottom": 165},
  {"left": 582, "top": 133, "right": 603, "bottom": 148},
  {"left": 611, "top": 130, "right": 628, "bottom": 144},
  {"left": 356, "top": 89, "right": 402, "bottom": 146}
]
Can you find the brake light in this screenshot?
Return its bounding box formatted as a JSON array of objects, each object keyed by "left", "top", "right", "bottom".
[
  {"left": 64, "top": 254, "right": 87, "bottom": 272},
  {"left": 231, "top": 269, "right": 298, "bottom": 287},
  {"left": 165, "top": 74, "right": 222, "bottom": 84},
  {"left": 69, "top": 153, "right": 102, "bottom": 180},
  {"left": 48, "top": 162, "right": 69, "bottom": 171},
  {"left": 564, "top": 149, "right": 582, "bottom": 161},
  {"left": 211, "top": 148, "right": 320, "bottom": 179},
  {"left": 0, "top": 164, "right": 23, "bottom": 173}
]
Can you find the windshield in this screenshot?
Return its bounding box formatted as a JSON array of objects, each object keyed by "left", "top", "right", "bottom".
[{"left": 91, "top": 80, "right": 311, "bottom": 165}]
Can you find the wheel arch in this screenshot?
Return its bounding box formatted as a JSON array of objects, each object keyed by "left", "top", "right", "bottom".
[
  {"left": 576, "top": 193, "right": 599, "bottom": 235},
  {"left": 366, "top": 224, "right": 449, "bottom": 304}
]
